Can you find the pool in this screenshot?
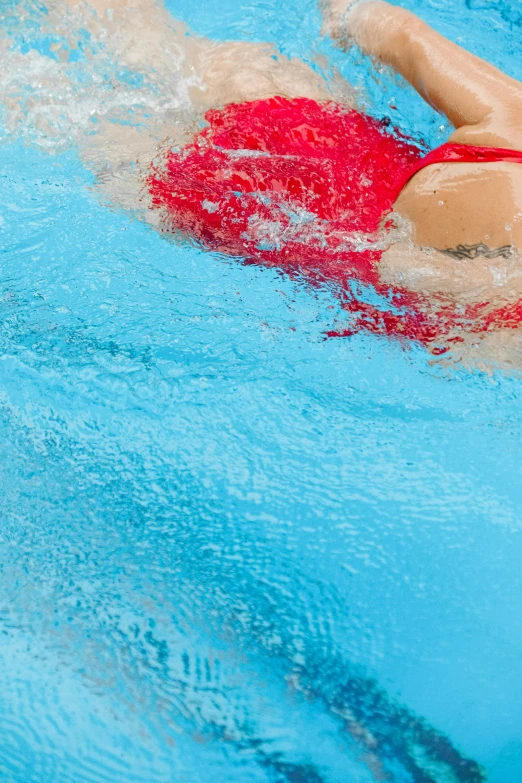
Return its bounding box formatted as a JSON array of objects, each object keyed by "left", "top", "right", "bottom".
[{"left": 1, "top": 1, "right": 522, "bottom": 781}]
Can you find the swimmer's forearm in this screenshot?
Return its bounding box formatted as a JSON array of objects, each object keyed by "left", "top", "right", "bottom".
[
  {"left": 50, "top": 0, "right": 330, "bottom": 109},
  {"left": 337, "top": 1, "right": 522, "bottom": 133},
  {"left": 58, "top": 0, "right": 158, "bottom": 15},
  {"left": 50, "top": 0, "right": 190, "bottom": 42},
  {"left": 66, "top": 0, "right": 331, "bottom": 107},
  {"left": 49, "top": 0, "right": 204, "bottom": 82}
]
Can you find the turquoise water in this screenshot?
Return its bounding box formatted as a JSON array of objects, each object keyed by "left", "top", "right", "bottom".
[{"left": 1, "top": 1, "right": 522, "bottom": 782}]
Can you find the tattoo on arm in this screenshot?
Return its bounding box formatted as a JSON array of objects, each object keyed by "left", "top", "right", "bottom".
[{"left": 441, "top": 243, "right": 513, "bottom": 260}]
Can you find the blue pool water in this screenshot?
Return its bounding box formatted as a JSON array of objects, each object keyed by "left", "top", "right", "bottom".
[{"left": 1, "top": 1, "right": 522, "bottom": 781}]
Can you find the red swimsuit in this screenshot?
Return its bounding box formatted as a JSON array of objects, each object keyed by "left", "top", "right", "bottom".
[{"left": 148, "top": 96, "right": 522, "bottom": 348}]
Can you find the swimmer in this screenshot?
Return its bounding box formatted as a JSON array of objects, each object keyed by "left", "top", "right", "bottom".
[{"left": 14, "top": 0, "right": 522, "bottom": 361}]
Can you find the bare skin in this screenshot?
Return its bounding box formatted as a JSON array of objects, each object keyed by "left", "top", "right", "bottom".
[
  {"left": 58, "top": 0, "right": 522, "bottom": 255},
  {"left": 325, "top": 1, "right": 522, "bottom": 274},
  {"left": 11, "top": 0, "right": 522, "bottom": 364},
  {"left": 53, "top": 0, "right": 333, "bottom": 108}
]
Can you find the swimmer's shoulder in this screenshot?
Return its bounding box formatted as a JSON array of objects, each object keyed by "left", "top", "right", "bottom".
[
  {"left": 394, "top": 159, "right": 522, "bottom": 255},
  {"left": 394, "top": 116, "right": 522, "bottom": 253}
]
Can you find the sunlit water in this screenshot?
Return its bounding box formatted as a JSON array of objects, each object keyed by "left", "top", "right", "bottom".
[{"left": 1, "top": 1, "right": 522, "bottom": 782}]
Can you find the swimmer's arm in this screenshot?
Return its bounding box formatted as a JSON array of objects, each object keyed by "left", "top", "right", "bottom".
[
  {"left": 50, "top": 0, "right": 330, "bottom": 107},
  {"left": 325, "top": 0, "right": 522, "bottom": 148}
]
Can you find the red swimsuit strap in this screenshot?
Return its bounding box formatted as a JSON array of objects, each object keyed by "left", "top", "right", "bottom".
[{"left": 397, "top": 141, "right": 522, "bottom": 195}]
